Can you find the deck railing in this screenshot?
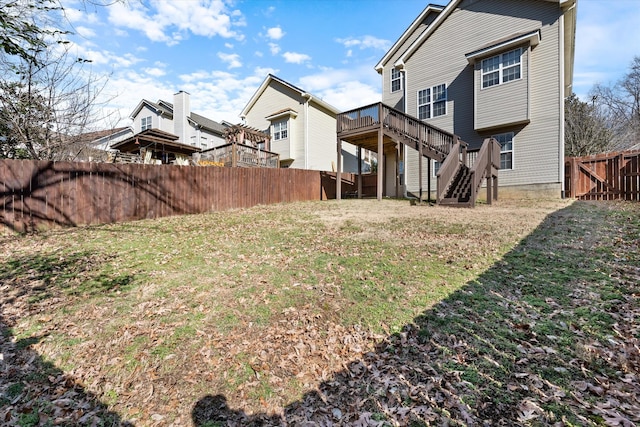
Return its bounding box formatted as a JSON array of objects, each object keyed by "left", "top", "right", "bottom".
[
  {"left": 436, "top": 140, "right": 466, "bottom": 201},
  {"left": 468, "top": 138, "right": 501, "bottom": 205},
  {"left": 201, "top": 142, "right": 279, "bottom": 168},
  {"left": 337, "top": 102, "right": 456, "bottom": 157}
]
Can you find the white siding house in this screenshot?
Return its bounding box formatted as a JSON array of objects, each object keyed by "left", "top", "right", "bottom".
[
  {"left": 375, "top": 0, "right": 577, "bottom": 198},
  {"left": 241, "top": 74, "right": 362, "bottom": 172},
  {"left": 130, "top": 91, "right": 228, "bottom": 152}
]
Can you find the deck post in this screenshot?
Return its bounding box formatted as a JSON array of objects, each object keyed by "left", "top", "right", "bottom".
[
  {"left": 232, "top": 142, "right": 237, "bottom": 167},
  {"left": 418, "top": 124, "right": 423, "bottom": 201},
  {"left": 337, "top": 137, "right": 342, "bottom": 201},
  {"left": 395, "top": 142, "right": 400, "bottom": 198},
  {"left": 377, "top": 111, "right": 384, "bottom": 201},
  {"left": 357, "top": 146, "right": 362, "bottom": 199}
]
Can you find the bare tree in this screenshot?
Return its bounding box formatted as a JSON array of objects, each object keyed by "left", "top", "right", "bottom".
[
  {"left": 590, "top": 56, "right": 640, "bottom": 151},
  {"left": 0, "top": 42, "right": 110, "bottom": 160},
  {"left": 564, "top": 93, "right": 613, "bottom": 157}
]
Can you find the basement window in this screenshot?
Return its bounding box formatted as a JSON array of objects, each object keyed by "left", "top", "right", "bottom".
[{"left": 492, "top": 132, "right": 514, "bottom": 170}]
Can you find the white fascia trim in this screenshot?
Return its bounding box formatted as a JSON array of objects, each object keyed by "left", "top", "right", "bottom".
[
  {"left": 394, "top": 0, "right": 462, "bottom": 69},
  {"left": 465, "top": 30, "right": 541, "bottom": 64},
  {"left": 265, "top": 109, "right": 298, "bottom": 121},
  {"left": 374, "top": 4, "right": 445, "bottom": 73},
  {"left": 240, "top": 75, "right": 272, "bottom": 119}
]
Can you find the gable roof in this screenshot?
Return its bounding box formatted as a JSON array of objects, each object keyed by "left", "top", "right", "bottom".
[
  {"left": 380, "top": 0, "right": 576, "bottom": 91},
  {"left": 75, "top": 127, "right": 132, "bottom": 144},
  {"left": 110, "top": 128, "right": 201, "bottom": 156},
  {"left": 374, "top": 3, "right": 445, "bottom": 72},
  {"left": 129, "top": 99, "right": 227, "bottom": 136},
  {"left": 240, "top": 74, "right": 340, "bottom": 119}
]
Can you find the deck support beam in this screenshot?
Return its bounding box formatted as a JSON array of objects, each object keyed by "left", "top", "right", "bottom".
[
  {"left": 357, "top": 146, "right": 362, "bottom": 198},
  {"left": 336, "top": 137, "right": 342, "bottom": 201},
  {"left": 377, "top": 119, "right": 383, "bottom": 201}
]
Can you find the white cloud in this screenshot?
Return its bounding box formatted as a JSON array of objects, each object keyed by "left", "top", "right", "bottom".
[
  {"left": 282, "top": 51, "right": 311, "bottom": 64},
  {"left": 297, "top": 65, "right": 382, "bottom": 111},
  {"left": 143, "top": 67, "right": 167, "bottom": 77},
  {"left": 75, "top": 26, "right": 96, "bottom": 38},
  {"left": 107, "top": 0, "right": 246, "bottom": 46},
  {"left": 269, "top": 43, "right": 280, "bottom": 55},
  {"left": 266, "top": 26, "right": 285, "bottom": 40},
  {"left": 336, "top": 35, "right": 390, "bottom": 51},
  {"left": 218, "top": 52, "right": 242, "bottom": 69}
]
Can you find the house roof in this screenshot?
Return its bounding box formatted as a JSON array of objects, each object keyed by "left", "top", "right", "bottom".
[
  {"left": 240, "top": 74, "right": 340, "bottom": 119},
  {"left": 265, "top": 108, "right": 299, "bottom": 121},
  {"left": 374, "top": 3, "right": 445, "bottom": 72},
  {"left": 129, "top": 99, "right": 227, "bottom": 136},
  {"left": 465, "top": 29, "right": 541, "bottom": 63},
  {"left": 379, "top": 0, "right": 577, "bottom": 91},
  {"left": 111, "top": 128, "right": 201, "bottom": 156},
  {"left": 75, "top": 127, "right": 133, "bottom": 144}
]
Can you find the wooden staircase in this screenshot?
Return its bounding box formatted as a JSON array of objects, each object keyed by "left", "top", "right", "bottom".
[
  {"left": 336, "top": 102, "right": 501, "bottom": 207},
  {"left": 436, "top": 137, "right": 501, "bottom": 207}
]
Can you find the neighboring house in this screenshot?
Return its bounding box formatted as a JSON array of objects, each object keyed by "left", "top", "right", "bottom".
[
  {"left": 114, "top": 91, "right": 229, "bottom": 164},
  {"left": 129, "top": 90, "right": 228, "bottom": 152},
  {"left": 59, "top": 127, "right": 134, "bottom": 162},
  {"left": 338, "top": 0, "right": 577, "bottom": 204},
  {"left": 240, "top": 74, "right": 365, "bottom": 172},
  {"left": 369, "top": 0, "right": 576, "bottom": 199}
]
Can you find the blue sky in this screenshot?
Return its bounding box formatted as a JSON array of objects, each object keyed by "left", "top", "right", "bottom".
[{"left": 60, "top": 0, "right": 640, "bottom": 129}]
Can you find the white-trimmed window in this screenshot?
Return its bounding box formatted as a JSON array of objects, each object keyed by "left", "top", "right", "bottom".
[
  {"left": 273, "top": 120, "right": 288, "bottom": 140},
  {"left": 391, "top": 68, "right": 402, "bottom": 93},
  {"left": 418, "top": 83, "right": 447, "bottom": 120},
  {"left": 492, "top": 132, "right": 514, "bottom": 170},
  {"left": 433, "top": 160, "right": 441, "bottom": 176},
  {"left": 141, "top": 116, "right": 152, "bottom": 131},
  {"left": 482, "top": 48, "right": 521, "bottom": 88}
]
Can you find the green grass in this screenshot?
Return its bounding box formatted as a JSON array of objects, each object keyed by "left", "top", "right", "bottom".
[{"left": 2, "top": 199, "right": 639, "bottom": 425}]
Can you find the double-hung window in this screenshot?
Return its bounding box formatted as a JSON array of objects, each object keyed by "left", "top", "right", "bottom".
[
  {"left": 418, "top": 83, "right": 447, "bottom": 120},
  {"left": 273, "top": 120, "right": 288, "bottom": 140},
  {"left": 141, "top": 116, "right": 152, "bottom": 131},
  {"left": 482, "top": 48, "right": 521, "bottom": 88},
  {"left": 391, "top": 68, "right": 402, "bottom": 93},
  {"left": 492, "top": 132, "right": 514, "bottom": 170}
]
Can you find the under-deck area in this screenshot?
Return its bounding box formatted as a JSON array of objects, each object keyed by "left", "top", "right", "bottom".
[
  {"left": 336, "top": 102, "right": 456, "bottom": 201},
  {"left": 336, "top": 102, "right": 500, "bottom": 207}
]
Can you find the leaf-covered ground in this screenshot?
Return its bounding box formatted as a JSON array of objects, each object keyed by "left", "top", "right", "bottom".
[{"left": 1, "top": 199, "right": 638, "bottom": 426}]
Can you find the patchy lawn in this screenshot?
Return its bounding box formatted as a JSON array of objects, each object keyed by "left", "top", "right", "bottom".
[{"left": 1, "top": 198, "right": 638, "bottom": 426}]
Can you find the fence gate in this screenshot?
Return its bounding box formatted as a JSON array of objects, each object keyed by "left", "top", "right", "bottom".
[{"left": 565, "top": 150, "right": 640, "bottom": 200}]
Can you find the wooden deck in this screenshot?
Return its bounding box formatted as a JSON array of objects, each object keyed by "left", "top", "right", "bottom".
[
  {"left": 337, "top": 102, "right": 457, "bottom": 161},
  {"left": 335, "top": 102, "right": 499, "bottom": 206},
  {"left": 200, "top": 142, "right": 279, "bottom": 168}
]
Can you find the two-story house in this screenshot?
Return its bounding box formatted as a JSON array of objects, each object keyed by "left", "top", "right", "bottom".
[
  {"left": 241, "top": 74, "right": 365, "bottom": 172},
  {"left": 112, "top": 91, "right": 229, "bottom": 164},
  {"left": 337, "top": 0, "right": 576, "bottom": 203}
]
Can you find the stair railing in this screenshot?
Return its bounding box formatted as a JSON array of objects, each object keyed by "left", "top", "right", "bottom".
[
  {"left": 468, "top": 137, "right": 501, "bottom": 205},
  {"left": 436, "top": 139, "right": 466, "bottom": 203}
]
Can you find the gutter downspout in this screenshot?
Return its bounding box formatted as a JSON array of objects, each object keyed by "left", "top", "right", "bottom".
[
  {"left": 302, "top": 93, "right": 312, "bottom": 170},
  {"left": 559, "top": 5, "right": 566, "bottom": 198},
  {"left": 401, "top": 69, "right": 408, "bottom": 198}
]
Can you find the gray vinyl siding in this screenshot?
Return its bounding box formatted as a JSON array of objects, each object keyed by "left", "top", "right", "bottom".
[
  {"left": 474, "top": 46, "right": 530, "bottom": 131},
  {"left": 395, "top": 0, "right": 563, "bottom": 194},
  {"left": 382, "top": 16, "right": 433, "bottom": 112}
]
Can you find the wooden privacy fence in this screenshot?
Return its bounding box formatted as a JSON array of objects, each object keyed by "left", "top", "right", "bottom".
[
  {"left": 565, "top": 150, "right": 640, "bottom": 200},
  {"left": 0, "top": 160, "right": 357, "bottom": 233}
]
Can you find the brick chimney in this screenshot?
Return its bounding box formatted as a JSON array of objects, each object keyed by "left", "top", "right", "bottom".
[{"left": 173, "top": 90, "right": 190, "bottom": 144}]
